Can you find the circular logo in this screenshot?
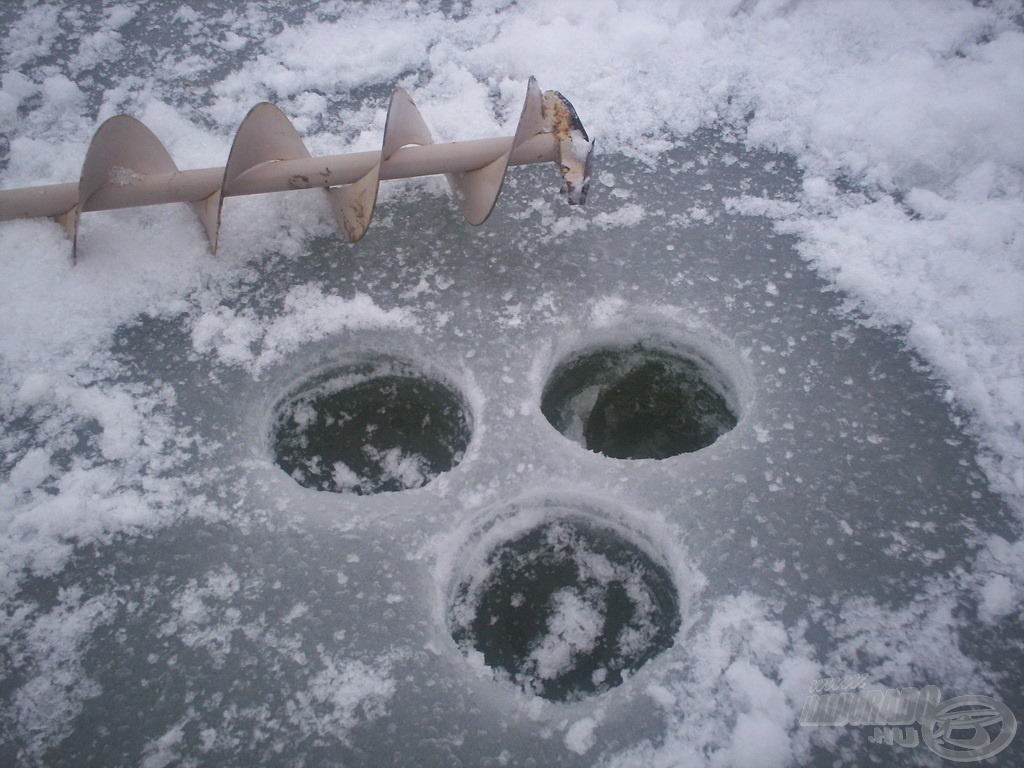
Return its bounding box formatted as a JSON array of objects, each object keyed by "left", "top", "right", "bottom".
[{"left": 922, "top": 695, "right": 1017, "bottom": 762}]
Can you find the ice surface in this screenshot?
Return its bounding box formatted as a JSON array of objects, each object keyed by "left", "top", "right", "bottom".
[{"left": 1, "top": 1, "right": 1022, "bottom": 766}]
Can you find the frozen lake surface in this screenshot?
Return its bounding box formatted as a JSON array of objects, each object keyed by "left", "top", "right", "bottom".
[{"left": 1, "top": 2, "right": 1021, "bottom": 766}]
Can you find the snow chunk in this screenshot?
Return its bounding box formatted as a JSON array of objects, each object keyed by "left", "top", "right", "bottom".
[
  {"left": 140, "top": 722, "right": 186, "bottom": 768},
  {"left": 593, "top": 204, "right": 646, "bottom": 229},
  {"left": 565, "top": 716, "right": 598, "bottom": 755},
  {"left": 978, "top": 575, "right": 1017, "bottom": 624},
  {"left": 529, "top": 587, "right": 604, "bottom": 681},
  {"left": 191, "top": 286, "right": 418, "bottom": 372},
  {"left": 286, "top": 652, "right": 397, "bottom": 743},
  {"left": 602, "top": 593, "right": 820, "bottom": 768}
]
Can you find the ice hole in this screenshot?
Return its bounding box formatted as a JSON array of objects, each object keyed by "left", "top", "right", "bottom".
[
  {"left": 541, "top": 343, "right": 738, "bottom": 460},
  {"left": 271, "top": 360, "right": 471, "bottom": 494},
  {"left": 449, "top": 516, "right": 680, "bottom": 702}
]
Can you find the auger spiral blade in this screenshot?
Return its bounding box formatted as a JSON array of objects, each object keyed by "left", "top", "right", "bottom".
[
  {"left": 0, "top": 78, "right": 594, "bottom": 261},
  {"left": 70, "top": 114, "right": 219, "bottom": 262}
]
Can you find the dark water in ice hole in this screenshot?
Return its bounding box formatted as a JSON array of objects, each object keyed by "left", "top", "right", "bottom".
[
  {"left": 450, "top": 518, "right": 680, "bottom": 702},
  {"left": 541, "top": 344, "right": 738, "bottom": 460},
  {"left": 273, "top": 368, "right": 471, "bottom": 495}
]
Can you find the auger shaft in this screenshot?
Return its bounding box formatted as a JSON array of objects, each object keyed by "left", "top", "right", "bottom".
[
  {"left": 0, "top": 77, "right": 593, "bottom": 260},
  {"left": 0, "top": 134, "right": 558, "bottom": 220}
]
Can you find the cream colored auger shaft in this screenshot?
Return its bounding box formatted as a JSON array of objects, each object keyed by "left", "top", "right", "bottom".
[
  {"left": 0, "top": 77, "right": 594, "bottom": 261},
  {"left": 3, "top": 136, "right": 555, "bottom": 218}
]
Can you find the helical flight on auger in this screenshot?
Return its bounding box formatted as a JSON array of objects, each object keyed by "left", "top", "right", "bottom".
[{"left": 0, "top": 77, "right": 593, "bottom": 261}]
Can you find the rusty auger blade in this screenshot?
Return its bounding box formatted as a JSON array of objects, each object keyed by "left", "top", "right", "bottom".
[{"left": 0, "top": 78, "right": 593, "bottom": 262}]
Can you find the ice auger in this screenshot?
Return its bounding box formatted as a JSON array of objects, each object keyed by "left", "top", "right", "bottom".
[{"left": 0, "top": 78, "right": 593, "bottom": 260}]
